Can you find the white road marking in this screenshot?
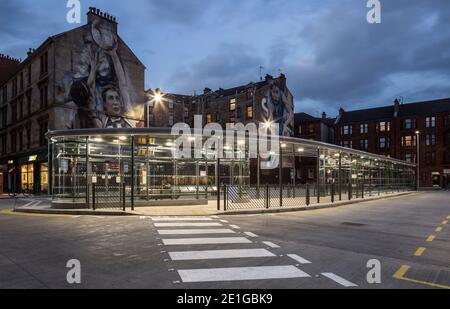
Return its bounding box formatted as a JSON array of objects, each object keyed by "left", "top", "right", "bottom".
[
  {"left": 157, "top": 229, "right": 236, "bottom": 235},
  {"left": 219, "top": 220, "right": 229, "bottom": 223},
  {"left": 287, "top": 254, "right": 312, "bottom": 264},
  {"left": 151, "top": 217, "right": 213, "bottom": 221},
  {"left": 168, "top": 249, "right": 275, "bottom": 261},
  {"left": 162, "top": 237, "right": 252, "bottom": 245},
  {"left": 262, "top": 241, "right": 280, "bottom": 248},
  {"left": 154, "top": 222, "right": 222, "bottom": 227},
  {"left": 229, "top": 225, "right": 240, "bottom": 229},
  {"left": 244, "top": 232, "right": 258, "bottom": 238},
  {"left": 321, "top": 273, "right": 358, "bottom": 287},
  {"left": 178, "top": 265, "right": 310, "bottom": 283}
]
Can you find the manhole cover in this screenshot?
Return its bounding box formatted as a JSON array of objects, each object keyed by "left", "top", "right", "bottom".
[{"left": 341, "top": 222, "right": 366, "bottom": 227}]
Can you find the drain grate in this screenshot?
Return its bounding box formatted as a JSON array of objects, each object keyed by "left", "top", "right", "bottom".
[{"left": 341, "top": 222, "right": 366, "bottom": 227}]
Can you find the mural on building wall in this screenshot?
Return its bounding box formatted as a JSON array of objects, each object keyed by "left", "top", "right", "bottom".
[
  {"left": 58, "top": 18, "right": 143, "bottom": 129},
  {"left": 261, "top": 79, "right": 294, "bottom": 136}
]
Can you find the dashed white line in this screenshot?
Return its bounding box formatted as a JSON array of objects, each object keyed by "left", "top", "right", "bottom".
[
  {"left": 262, "top": 241, "right": 280, "bottom": 248},
  {"left": 229, "top": 225, "right": 241, "bottom": 229},
  {"left": 162, "top": 237, "right": 252, "bottom": 245},
  {"left": 244, "top": 232, "right": 258, "bottom": 238},
  {"left": 321, "top": 273, "right": 358, "bottom": 287},
  {"left": 178, "top": 265, "right": 310, "bottom": 283},
  {"left": 168, "top": 249, "right": 275, "bottom": 261},
  {"left": 287, "top": 254, "right": 312, "bottom": 264},
  {"left": 154, "top": 222, "right": 223, "bottom": 227},
  {"left": 151, "top": 217, "right": 213, "bottom": 221},
  {"left": 157, "top": 229, "right": 235, "bottom": 235}
]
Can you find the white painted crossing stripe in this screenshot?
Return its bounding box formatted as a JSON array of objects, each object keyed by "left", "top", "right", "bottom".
[
  {"left": 263, "top": 241, "right": 280, "bottom": 248},
  {"left": 219, "top": 220, "right": 229, "bottom": 223},
  {"left": 162, "top": 237, "right": 252, "bottom": 245},
  {"left": 151, "top": 217, "right": 213, "bottom": 221},
  {"left": 244, "top": 232, "right": 258, "bottom": 238},
  {"left": 321, "top": 273, "right": 357, "bottom": 287},
  {"left": 169, "top": 249, "right": 275, "bottom": 261},
  {"left": 178, "top": 265, "right": 310, "bottom": 283},
  {"left": 287, "top": 254, "right": 312, "bottom": 264},
  {"left": 230, "top": 225, "right": 240, "bottom": 229},
  {"left": 154, "top": 222, "right": 222, "bottom": 227},
  {"left": 158, "top": 229, "right": 235, "bottom": 235}
]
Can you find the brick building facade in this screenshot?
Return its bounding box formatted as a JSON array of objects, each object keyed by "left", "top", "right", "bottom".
[
  {"left": 0, "top": 7, "right": 146, "bottom": 194},
  {"left": 335, "top": 98, "right": 450, "bottom": 188}
]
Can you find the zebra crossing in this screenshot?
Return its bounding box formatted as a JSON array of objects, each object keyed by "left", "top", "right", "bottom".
[{"left": 149, "top": 216, "right": 358, "bottom": 287}]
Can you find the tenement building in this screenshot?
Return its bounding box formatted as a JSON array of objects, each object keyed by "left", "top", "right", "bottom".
[
  {"left": 0, "top": 7, "right": 146, "bottom": 194},
  {"left": 335, "top": 98, "right": 450, "bottom": 188}
]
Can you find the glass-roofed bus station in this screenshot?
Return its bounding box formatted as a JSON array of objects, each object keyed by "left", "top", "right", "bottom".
[{"left": 47, "top": 128, "right": 416, "bottom": 211}]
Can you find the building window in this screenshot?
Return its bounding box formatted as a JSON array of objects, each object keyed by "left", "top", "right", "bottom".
[
  {"left": 425, "top": 151, "right": 436, "bottom": 164},
  {"left": 425, "top": 134, "right": 436, "bottom": 146},
  {"left": 168, "top": 99, "right": 174, "bottom": 110},
  {"left": 342, "top": 125, "right": 352, "bottom": 135},
  {"left": 246, "top": 106, "right": 253, "bottom": 120},
  {"left": 26, "top": 126, "right": 31, "bottom": 149},
  {"left": 360, "top": 139, "right": 368, "bottom": 150},
  {"left": 12, "top": 77, "right": 18, "bottom": 97},
  {"left": 18, "top": 130, "right": 23, "bottom": 151},
  {"left": 379, "top": 137, "right": 390, "bottom": 149},
  {"left": 11, "top": 102, "right": 17, "bottom": 123},
  {"left": 229, "top": 98, "right": 236, "bottom": 111},
  {"left": 401, "top": 135, "right": 416, "bottom": 147},
  {"left": 20, "top": 72, "right": 24, "bottom": 91},
  {"left": 360, "top": 124, "right": 368, "bottom": 134},
  {"left": 1, "top": 135, "right": 6, "bottom": 155},
  {"left": 184, "top": 107, "right": 189, "bottom": 119},
  {"left": 403, "top": 152, "right": 413, "bottom": 163},
  {"left": 19, "top": 98, "right": 23, "bottom": 120},
  {"left": 11, "top": 132, "right": 17, "bottom": 153},
  {"left": 26, "top": 92, "right": 32, "bottom": 115},
  {"left": 40, "top": 52, "right": 48, "bottom": 76},
  {"left": 1, "top": 86, "right": 7, "bottom": 103},
  {"left": 425, "top": 116, "right": 436, "bottom": 128},
  {"left": 40, "top": 85, "right": 48, "bottom": 109},
  {"left": 168, "top": 115, "right": 174, "bottom": 126},
  {"left": 41, "top": 163, "right": 49, "bottom": 193},
  {"left": 28, "top": 65, "right": 32, "bottom": 85},
  {"left": 0, "top": 107, "right": 7, "bottom": 129},
  {"left": 21, "top": 164, "right": 34, "bottom": 192},
  {"left": 404, "top": 118, "right": 415, "bottom": 129},
  {"left": 378, "top": 121, "right": 390, "bottom": 132},
  {"left": 246, "top": 89, "right": 253, "bottom": 100},
  {"left": 206, "top": 114, "right": 212, "bottom": 124},
  {"left": 39, "top": 122, "right": 48, "bottom": 147},
  {"left": 342, "top": 140, "right": 352, "bottom": 148}
]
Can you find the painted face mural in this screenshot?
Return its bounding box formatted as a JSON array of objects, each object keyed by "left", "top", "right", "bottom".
[
  {"left": 59, "top": 19, "right": 142, "bottom": 129},
  {"left": 261, "top": 80, "right": 294, "bottom": 137}
]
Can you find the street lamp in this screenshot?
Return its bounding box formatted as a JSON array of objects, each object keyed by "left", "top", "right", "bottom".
[
  {"left": 415, "top": 130, "right": 420, "bottom": 190},
  {"left": 147, "top": 88, "right": 164, "bottom": 128}
]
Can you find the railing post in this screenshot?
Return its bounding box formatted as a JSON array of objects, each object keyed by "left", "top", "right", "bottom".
[
  {"left": 306, "top": 183, "right": 310, "bottom": 206},
  {"left": 361, "top": 179, "right": 365, "bottom": 199},
  {"left": 122, "top": 182, "right": 126, "bottom": 211},
  {"left": 266, "top": 184, "right": 269, "bottom": 209},
  {"left": 280, "top": 183, "right": 283, "bottom": 208},
  {"left": 331, "top": 182, "right": 335, "bottom": 203},
  {"left": 223, "top": 184, "right": 227, "bottom": 212},
  {"left": 92, "top": 183, "right": 96, "bottom": 211},
  {"left": 348, "top": 182, "right": 352, "bottom": 200},
  {"left": 131, "top": 136, "right": 135, "bottom": 211}
]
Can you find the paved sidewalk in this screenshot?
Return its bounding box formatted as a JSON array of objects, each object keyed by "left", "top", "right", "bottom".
[{"left": 12, "top": 191, "right": 416, "bottom": 216}]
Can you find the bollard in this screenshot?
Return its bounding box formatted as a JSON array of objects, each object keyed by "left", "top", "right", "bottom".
[
  {"left": 306, "top": 183, "right": 310, "bottom": 206},
  {"left": 331, "top": 182, "right": 335, "bottom": 203},
  {"left": 223, "top": 185, "right": 227, "bottom": 212},
  {"left": 348, "top": 182, "right": 352, "bottom": 200}
]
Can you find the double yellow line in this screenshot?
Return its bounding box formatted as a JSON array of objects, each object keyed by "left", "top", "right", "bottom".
[{"left": 393, "top": 214, "right": 450, "bottom": 289}]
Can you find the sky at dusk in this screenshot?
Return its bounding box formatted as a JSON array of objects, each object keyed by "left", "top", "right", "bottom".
[{"left": 1, "top": 0, "right": 449, "bottom": 118}]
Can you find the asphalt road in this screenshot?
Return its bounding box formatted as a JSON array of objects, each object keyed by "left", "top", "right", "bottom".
[{"left": 0, "top": 192, "right": 449, "bottom": 289}]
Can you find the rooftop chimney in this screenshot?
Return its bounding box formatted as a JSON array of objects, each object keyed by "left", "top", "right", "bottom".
[
  {"left": 394, "top": 98, "right": 400, "bottom": 117},
  {"left": 322, "top": 112, "right": 327, "bottom": 120},
  {"left": 87, "top": 7, "right": 118, "bottom": 32}
]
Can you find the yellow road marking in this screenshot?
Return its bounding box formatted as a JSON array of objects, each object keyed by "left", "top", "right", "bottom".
[
  {"left": 393, "top": 265, "right": 450, "bottom": 289},
  {"left": 442, "top": 220, "right": 448, "bottom": 225},
  {"left": 414, "top": 247, "right": 426, "bottom": 257},
  {"left": 435, "top": 227, "right": 443, "bottom": 232},
  {"left": 0, "top": 209, "right": 76, "bottom": 218},
  {"left": 426, "top": 235, "right": 436, "bottom": 242}
]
